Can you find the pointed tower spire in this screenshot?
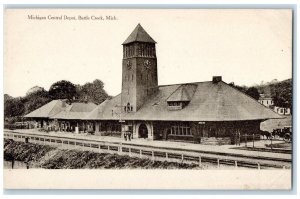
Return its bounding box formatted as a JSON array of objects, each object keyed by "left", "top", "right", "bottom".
[
  {"left": 121, "top": 24, "right": 158, "bottom": 112},
  {"left": 122, "top": 24, "right": 156, "bottom": 45}
]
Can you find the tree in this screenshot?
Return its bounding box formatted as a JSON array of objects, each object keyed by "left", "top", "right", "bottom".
[
  {"left": 4, "top": 94, "right": 13, "bottom": 103},
  {"left": 49, "top": 80, "right": 77, "bottom": 101},
  {"left": 26, "top": 86, "right": 44, "bottom": 96},
  {"left": 4, "top": 97, "right": 25, "bottom": 118},
  {"left": 77, "top": 79, "right": 109, "bottom": 104},
  {"left": 23, "top": 88, "right": 52, "bottom": 114},
  {"left": 272, "top": 79, "right": 292, "bottom": 113},
  {"left": 246, "top": 87, "right": 260, "bottom": 100},
  {"left": 229, "top": 82, "right": 247, "bottom": 93}
]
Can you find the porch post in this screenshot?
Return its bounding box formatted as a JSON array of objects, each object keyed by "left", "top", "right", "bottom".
[
  {"left": 95, "top": 121, "right": 100, "bottom": 136},
  {"left": 148, "top": 122, "right": 154, "bottom": 140}
]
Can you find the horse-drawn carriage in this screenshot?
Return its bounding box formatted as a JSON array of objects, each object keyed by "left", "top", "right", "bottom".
[
  {"left": 272, "top": 126, "right": 292, "bottom": 142},
  {"left": 260, "top": 126, "right": 292, "bottom": 142}
]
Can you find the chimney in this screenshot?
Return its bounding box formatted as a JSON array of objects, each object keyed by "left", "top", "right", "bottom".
[{"left": 212, "top": 76, "right": 222, "bottom": 83}]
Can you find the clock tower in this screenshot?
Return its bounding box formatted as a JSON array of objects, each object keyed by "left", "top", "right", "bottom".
[{"left": 121, "top": 24, "right": 158, "bottom": 112}]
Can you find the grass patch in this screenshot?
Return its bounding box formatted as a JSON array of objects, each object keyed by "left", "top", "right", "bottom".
[{"left": 4, "top": 139, "right": 200, "bottom": 169}]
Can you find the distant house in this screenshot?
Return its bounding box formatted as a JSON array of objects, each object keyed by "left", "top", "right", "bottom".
[
  {"left": 257, "top": 94, "right": 291, "bottom": 115},
  {"left": 24, "top": 24, "right": 282, "bottom": 145},
  {"left": 258, "top": 94, "right": 274, "bottom": 108},
  {"left": 274, "top": 106, "right": 291, "bottom": 115}
]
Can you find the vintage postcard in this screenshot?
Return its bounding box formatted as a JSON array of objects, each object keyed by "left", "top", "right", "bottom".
[{"left": 3, "top": 8, "right": 292, "bottom": 190}]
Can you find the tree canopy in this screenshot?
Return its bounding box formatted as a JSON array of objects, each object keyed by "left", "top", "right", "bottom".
[
  {"left": 77, "top": 79, "right": 109, "bottom": 104},
  {"left": 48, "top": 80, "right": 77, "bottom": 101},
  {"left": 22, "top": 88, "right": 52, "bottom": 115},
  {"left": 245, "top": 87, "right": 260, "bottom": 100},
  {"left": 4, "top": 79, "right": 111, "bottom": 120}
]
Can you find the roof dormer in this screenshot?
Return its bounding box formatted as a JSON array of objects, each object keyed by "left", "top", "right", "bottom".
[{"left": 167, "top": 84, "right": 197, "bottom": 110}]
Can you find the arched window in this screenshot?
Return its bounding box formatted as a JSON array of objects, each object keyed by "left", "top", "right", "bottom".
[{"left": 127, "top": 103, "right": 131, "bottom": 112}]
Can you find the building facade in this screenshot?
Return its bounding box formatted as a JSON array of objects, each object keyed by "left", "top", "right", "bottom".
[
  {"left": 274, "top": 106, "right": 291, "bottom": 115},
  {"left": 25, "top": 24, "right": 282, "bottom": 145},
  {"left": 258, "top": 94, "right": 274, "bottom": 108}
]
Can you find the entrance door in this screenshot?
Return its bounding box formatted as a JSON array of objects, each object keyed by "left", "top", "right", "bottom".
[{"left": 139, "top": 124, "right": 148, "bottom": 138}]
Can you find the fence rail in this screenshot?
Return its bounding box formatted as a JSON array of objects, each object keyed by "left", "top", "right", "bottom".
[{"left": 4, "top": 131, "right": 290, "bottom": 169}]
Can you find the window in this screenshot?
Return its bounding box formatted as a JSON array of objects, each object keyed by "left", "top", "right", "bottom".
[
  {"left": 168, "top": 101, "right": 182, "bottom": 107},
  {"left": 111, "top": 123, "right": 121, "bottom": 132},
  {"left": 125, "top": 103, "right": 133, "bottom": 112},
  {"left": 170, "top": 123, "right": 191, "bottom": 136}
]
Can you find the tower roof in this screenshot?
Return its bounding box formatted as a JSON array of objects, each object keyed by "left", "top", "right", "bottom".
[{"left": 122, "top": 24, "right": 156, "bottom": 45}]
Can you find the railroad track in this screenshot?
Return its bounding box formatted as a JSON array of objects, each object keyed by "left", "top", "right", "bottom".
[{"left": 4, "top": 130, "right": 291, "bottom": 169}]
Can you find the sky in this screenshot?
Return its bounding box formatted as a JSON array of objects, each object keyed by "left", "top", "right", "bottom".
[{"left": 4, "top": 9, "right": 292, "bottom": 97}]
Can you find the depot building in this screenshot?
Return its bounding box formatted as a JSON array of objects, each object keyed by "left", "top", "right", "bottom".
[{"left": 25, "top": 24, "right": 281, "bottom": 145}]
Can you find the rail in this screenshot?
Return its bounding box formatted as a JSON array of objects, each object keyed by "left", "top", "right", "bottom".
[{"left": 4, "top": 131, "right": 290, "bottom": 169}]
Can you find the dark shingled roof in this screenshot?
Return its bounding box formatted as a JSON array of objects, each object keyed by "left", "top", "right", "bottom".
[
  {"left": 85, "top": 96, "right": 122, "bottom": 120},
  {"left": 85, "top": 81, "right": 283, "bottom": 121},
  {"left": 50, "top": 102, "right": 97, "bottom": 120},
  {"left": 24, "top": 100, "right": 66, "bottom": 118},
  {"left": 122, "top": 24, "right": 156, "bottom": 45}
]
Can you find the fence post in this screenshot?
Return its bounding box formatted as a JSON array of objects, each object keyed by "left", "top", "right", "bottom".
[
  {"left": 119, "top": 144, "right": 123, "bottom": 153},
  {"left": 139, "top": 149, "right": 142, "bottom": 158},
  {"left": 99, "top": 144, "right": 101, "bottom": 153},
  {"left": 238, "top": 133, "right": 241, "bottom": 146},
  {"left": 152, "top": 151, "right": 155, "bottom": 162},
  {"left": 245, "top": 133, "right": 247, "bottom": 147},
  {"left": 257, "top": 163, "right": 260, "bottom": 170},
  {"left": 235, "top": 161, "right": 238, "bottom": 168},
  {"left": 166, "top": 152, "right": 168, "bottom": 160},
  {"left": 270, "top": 138, "right": 273, "bottom": 151},
  {"left": 217, "top": 159, "right": 220, "bottom": 168},
  {"left": 252, "top": 134, "right": 255, "bottom": 148},
  {"left": 181, "top": 154, "right": 184, "bottom": 163},
  {"left": 199, "top": 156, "right": 202, "bottom": 167},
  {"left": 129, "top": 148, "right": 132, "bottom": 156}
]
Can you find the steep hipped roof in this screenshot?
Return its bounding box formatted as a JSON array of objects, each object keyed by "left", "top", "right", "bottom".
[
  {"left": 85, "top": 81, "right": 283, "bottom": 121},
  {"left": 24, "top": 100, "right": 66, "bottom": 118},
  {"left": 122, "top": 24, "right": 156, "bottom": 45},
  {"left": 50, "top": 102, "right": 97, "bottom": 120}
]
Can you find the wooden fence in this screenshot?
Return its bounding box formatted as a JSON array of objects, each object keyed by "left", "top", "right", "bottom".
[{"left": 4, "top": 131, "right": 290, "bottom": 169}]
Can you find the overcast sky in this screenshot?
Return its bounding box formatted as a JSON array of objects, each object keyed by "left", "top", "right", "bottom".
[{"left": 4, "top": 9, "right": 292, "bottom": 97}]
